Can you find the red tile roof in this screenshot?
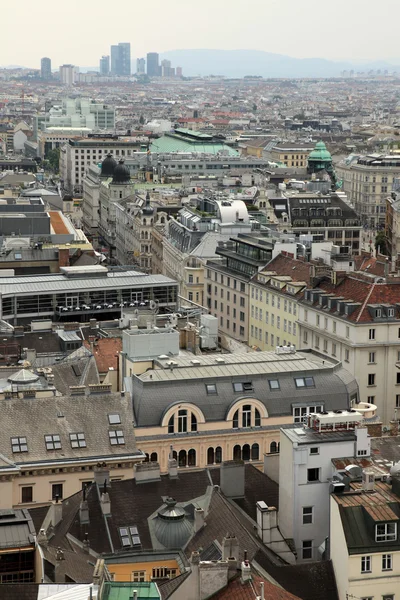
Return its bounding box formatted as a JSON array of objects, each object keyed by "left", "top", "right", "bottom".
[
  {"left": 211, "top": 574, "right": 301, "bottom": 600},
  {"left": 263, "top": 253, "right": 314, "bottom": 285},
  {"left": 83, "top": 337, "right": 121, "bottom": 374}
]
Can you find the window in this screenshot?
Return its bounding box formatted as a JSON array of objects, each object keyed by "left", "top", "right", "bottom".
[
  {"left": 233, "top": 410, "right": 239, "bottom": 428},
  {"left": 375, "top": 522, "right": 397, "bottom": 542},
  {"left": 119, "top": 525, "right": 141, "bottom": 547},
  {"left": 45, "top": 435, "right": 61, "bottom": 450},
  {"left": 323, "top": 339, "right": 328, "bottom": 353},
  {"left": 396, "top": 394, "right": 400, "bottom": 408},
  {"left": 294, "top": 377, "right": 315, "bottom": 388},
  {"left": 240, "top": 311, "right": 245, "bottom": 322},
  {"left": 293, "top": 405, "right": 322, "bottom": 423},
  {"left": 240, "top": 297, "right": 245, "bottom": 307},
  {"left": 206, "top": 384, "right": 217, "bottom": 395},
  {"left": 361, "top": 555, "right": 371, "bottom": 573},
  {"left": 369, "top": 352, "right": 375, "bottom": 363},
  {"left": 52, "top": 483, "right": 63, "bottom": 500},
  {"left": 333, "top": 321, "right": 336, "bottom": 333},
  {"left": 346, "top": 326, "right": 350, "bottom": 338},
  {"left": 383, "top": 596, "right": 394, "bottom": 600},
  {"left": 11, "top": 436, "right": 28, "bottom": 453},
  {"left": 233, "top": 382, "right": 253, "bottom": 393},
  {"left": 302, "top": 506, "right": 313, "bottom": 524},
  {"left": 21, "top": 486, "right": 33, "bottom": 503},
  {"left": 316, "top": 315, "right": 320, "bottom": 326},
  {"left": 345, "top": 349, "right": 349, "bottom": 362},
  {"left": 369, "top": 328, "right": 375, "bottom": 340},
  {"left": 397, "top": 373, "right": 400, "bottom": 385},
  {"left": 255, "top": 409, "right": 261, "bottom": 427},
  {"left": 307, "top": 468, "right": 320, "bottom": 482},
  {"left": 368, "top": 374, "right": 376, "bottom": 386},
  {"left": 108, "top": 414, "right": 121, "bottom": 424},
  {"left": 109, "top": 430, "right": 125, "bottom": 445},
  {"left": 242, "top": 405, "right": 251, "bottom": 428},
  {"left": 178, "top": 409, "right": 187, "bottom": 433},
  {"left": 191, "top": 413, "right": 197, "bottom": 432},
  {"left": 310, "top": 447, "right": 319, "bottom": 455},
  {"left": 240, "top": 282, "right": 245, "bottom": 292},
  {"left": 332, "top": 343, "right": 336, "bottom": 356},
  {"left": 268, "top": 379, "right": 280, "bottom": 390},
  {"left": 168, "top": 416, "right": 174, "bottom": 434},
  {"left": 132, "top": 571, "right": 146, "bottom": 582},
  {"left": 302, "top": 540, "right": 313, "bottom": 560},
  {"left": 315, "top": 335, "right": 319, "bottom": 349},
  {"left": 303, "top": 331, "right": 308, "bottom": 344},
  {"left": 70, "top": 433, "right": 86, "bottom": 448},
  {"left": 382, "top": 554, "right": 392, "bottom": 571}
]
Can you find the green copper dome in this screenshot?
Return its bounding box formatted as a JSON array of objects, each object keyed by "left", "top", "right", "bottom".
[{"left": 308, "top": 141, "right": 332, "bottom": 162}]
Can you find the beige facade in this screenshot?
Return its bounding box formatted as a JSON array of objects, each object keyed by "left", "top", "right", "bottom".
[{"left": 270, "top": 144, "right": 313, "bottom": 168}]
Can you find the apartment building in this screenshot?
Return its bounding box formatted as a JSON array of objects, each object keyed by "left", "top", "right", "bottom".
[
  {"left": 269, "top": 142, "right": 315, "bottom": 168},
  {"left": 248, "top": 254, "right": 313, "bottom": 350},
  {"left": 123, "top": 347, "right": 359, "bottom": 473},
  {"left": 330, "top": 471, "right": 400, "bottom": 600},
  {"left": 336, "top": 154, "right": 400, "bottom": 229},
  {"left": 205, "top": 233, "right": 274, "bottom": 342},
  {"left": 298, "top": 275, "right": 400, "bottom": 425}
]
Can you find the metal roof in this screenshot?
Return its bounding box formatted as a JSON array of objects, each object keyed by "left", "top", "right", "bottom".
[{"left": 0, "top": 271, "right": 177, "bottom": 296}]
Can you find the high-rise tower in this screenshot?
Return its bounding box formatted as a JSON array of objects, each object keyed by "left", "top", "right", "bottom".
[{"left": 41, "top": 57, "right": 52, "bottom": 80}]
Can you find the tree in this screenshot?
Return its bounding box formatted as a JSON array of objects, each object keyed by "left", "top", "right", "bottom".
[
  {"left": 252, "top": 103, "right": 257, "bottom": 112},
  {"left": 375, "top": 230, "right": 389, "bottom": 256},
  {"left": 46, "top": 148, "right": 60, "bottom": 173},
  {"left": 139, "top": 115, "right": 145, "bottom": 125}
]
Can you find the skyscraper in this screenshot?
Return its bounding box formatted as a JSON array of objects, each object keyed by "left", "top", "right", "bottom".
[
  {"left": 161, "top": 59, "right": 172, "bottom": 77},
  {"left": 41, "top": 57, "right": 52, "bottom": 80},
  {"left": 110, "top": 43, "right": 131, "bottom": 76},
  {"left": 59, "top": 64, "right": 77, "bottom": 85},
  {"left": 146, "top": 53, "right": 160, "bottom": 77},
  {"left": 100, "top": 55, "right": 110, "bottom": 76},
  {"left": 136, "top": 58, "right": 146, "bottom": 75}
]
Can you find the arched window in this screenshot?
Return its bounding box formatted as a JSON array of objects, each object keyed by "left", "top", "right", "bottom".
[
  {"left": 178, "top": 449, "right": 187, "bottom": 467},
  {"left": 255, "top": 409, "right": 261, "bottom": 427},
  {"left": 144, "top": 453, "right": 150, "bottom": 462},
  {"left": 215, "top": 446, "right": 222, "bottom": 464},
  {"left": 233, "top": 410, "right": 239, "bottom": 429},
  {"left": 251, "top": 443, "right": 259, "bottom": 460},
  {"left": 242, "top": 444, "right": 251, "bottom": 461},
  {"left": 191, "top": 413, "right": 197, "bottom": 432},
  {"left": 270, "top": 441, "right": 278, "bottom": 454},
  {"left": 160, "top": 216, "right": 165, "bottom": 224},
  {"left": 178, "top": 410, "right": 187, "bottom": 433},
  {"left": 150, "top": 452, "right": 158, "bottom": 462},
  {"left": 168, "top": 416, "right": 174, "bottom": 434},
  {"left": 207, "top": 447, "right": 215, "bottom": 465},
  {"left": 233, "top": 445, "right": 241, "bottom": 460},
  {"left": 231, "top": 403, "right": 265, "bottom": 429},
  {"left": 143, "top": 218, "right": 147, "bottom": 226},
  {"left": 144, "top": 231, "right": 148, "bottom": 239},
  {"left": 172, "top": 450, "right": 177, "bottom": 461},
  {"left": 188, "top": 449, "right": 196, "bottom": 466}
]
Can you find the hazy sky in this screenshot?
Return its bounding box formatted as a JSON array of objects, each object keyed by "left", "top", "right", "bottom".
[{"left": 4, "top": 0, "right": 400, "bottom": 68}]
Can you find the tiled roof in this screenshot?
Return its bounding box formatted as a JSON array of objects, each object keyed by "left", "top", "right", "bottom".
[
  {"left": 0, "top": 584, "right": 39, "bottom": 600},
  {"left": 83, "top": 338, "right": 122, "bottom": 374},
  {"left": 255, "top": 253, "right": 313, "bottom": 286},
  {"left": 211, "top": 574, "right": 301, "bottom": 600}
]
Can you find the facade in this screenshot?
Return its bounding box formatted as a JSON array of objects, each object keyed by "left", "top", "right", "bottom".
[
  {"left": 123, "top": 346, "right": 359, "bottom": 473},
  {"left": 386, "top": 190, "right": 400, "bottom": 258},
  {"left": 147, "top": 53, "right": 160, "bottom": 76},
  {"left": 269, "top": 142, "right": 315, "bottom": 168},
  {"left": 59, "top": 64, "right": 78, "bottom": 85},
  {"left": 0, "top": 385, "right": 145, "bottom": 509},
  {"left": 330, "top": 474, "right": 400, "bottom": 600},
  {"left": 279, "top": 411, "right": 370, "bottom": 563},
  {"left": 298, "top": 276, "right": 400, "bottom": 425},
  {"left": 100, "top": 55, "right": 110, "bottom": 75},
  {"left": 136, "top": 58, "right": 146, "bottom": 74},
  {"left": 40, "top": 57, "right": 52, "bottom": 80},
  {"left": 248, "top": 254, "right": 313, "bottom": 351},
  {"left": 336, "top": 154, "right": 400, "bottom": 229},
  {"left": 0, "top": 265, "right": 178, "bottom": 326},
  {"left": 82, "top": 163, "right": 102, "bottom": 240},
  {"left": 206, "top": 233, "right": 274, "bottom": 342},
  {"left": 111, "top": 43, "right": 131, "bottom": 76}
]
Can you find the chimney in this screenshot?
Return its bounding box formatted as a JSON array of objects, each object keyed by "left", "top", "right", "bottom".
[
  {"left": 194, "top": 507, "right": 205, "bottom": 532},
  {"left": 58, "top": 248, "right": 70, "bottom": 268},
  {"left": 55, "top": 547, "right": 66, "bottom": 583},
  {"left": 362, "top": 469, "right": 375, "bottom": 492},
  {"left": 241, "top": 553, "right": 251, "bottom": 583},
  {"left": 260, "top": 581, "right": 265, "bottom": 600},
  {"left": 221, "top": 534, "right": 239, "bottom": 566},
  {"left": 94, "top": 463, "right": 110, "bottom": 487},
  {"left": 52, "top": 496, "right": 63, "bottom": 527},
  {"left": 37, "top": 528, "right": 48, "bottom": 548},
  {"left": 256, "top": 501, "right": 278, "bottom": 544},
  {"left": 168, "top": 446, "right": 178, "bottom": 479},
  {"left": 79, "top": 488, "right": 90, "bottom": 525},
  {"left": 134, "top": 462, "right": 161, "bottom": 483},
  {"left": 83, "top": 532, "right": 90, "bottom": 554},
  {"left": 220, "top": 460, "right": 245, "bottom": 498},
  {"left": 100, "top": 482, "right": 111, "bottom": 516}
]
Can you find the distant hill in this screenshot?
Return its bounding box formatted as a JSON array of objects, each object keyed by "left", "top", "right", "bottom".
[{"left": 159, "top": 49, "right": 400, "bottom": 78}]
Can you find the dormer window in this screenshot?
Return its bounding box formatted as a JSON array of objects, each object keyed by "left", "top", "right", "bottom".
[
  {"left": 376, "top": 309, "right": 382, "bottom": 318},
  {"left": 375, "top": 522, "right": 397, "bottom": 542},
  {"left": 388, "top": 308, "right": 395, "bottom": 318}
]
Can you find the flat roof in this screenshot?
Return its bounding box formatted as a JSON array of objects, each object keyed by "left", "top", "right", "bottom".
[
  {"left": 282, "top": 427, "right": 356, "bottom": 445},
  {"left": 0, "top": 271, "right": 177, "bottom": 296}
]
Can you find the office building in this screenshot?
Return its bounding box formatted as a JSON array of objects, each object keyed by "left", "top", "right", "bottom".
[
  {"left": 176, "top": 66, "right": 182, "bottom": 77},
  {"left": 136, "top": 57, "right": 146, "bottom": 74},
  {"left": 279, "top": 410, "right": 371, "bottom": 562},
  {"left": 161, "top": 59, "right": 172, "bottom": 77},
  {"left": 146, "top": 52, "right": 160, "bottom": 77},
  {"left": 111, "top": 43, "right": 131, "bottom": 76},
  {"left": 100, "top": 55, "right": 110, "bottom": 75},
  {"left": 40, "top": 57, "right": 52, "bottom": 80},
  {"left": 59, "top": 64, "right": 78, "bottom": 85}
]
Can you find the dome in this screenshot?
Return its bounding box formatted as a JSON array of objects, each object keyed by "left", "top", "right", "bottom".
[
  {"left": 100, "top": 154, "right": 117, "bottom": 178},
  {"left": 308, "top": 141, "right": 332, "bottom": 163},
  {"left": 112, "top": 160, "right": 131, "bottom": 184},
  {"left": 153, "top": 498, "right": 193, "bottom": 549},
  {"left": 8, "top": 369, "right": 39, "bottom": 384}
]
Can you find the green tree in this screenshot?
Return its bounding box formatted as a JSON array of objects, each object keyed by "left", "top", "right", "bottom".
[
  {"left": 46, "top": 148, "right": 60, "bottom": 173},
  {"left": 252, "top": 103, "right": 257, "bottom": 112},
  {"left": 375, "top": 230, "right": 389, "bottom": 256},
  {"left": 139, "top": 115, "right": 145, "bottom": 125}
]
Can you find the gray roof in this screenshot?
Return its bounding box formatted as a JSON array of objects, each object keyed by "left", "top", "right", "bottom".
[
  {"left": 0, "top": 508, "right": 36, "bottom": 549},
  {"left": 0, "top": 389, "right": 141, "bottom": 469},
  {"left": 130, "top": 350, "right": 357, "bottom": 427},
  {"left": 0, "top": 270, "right": 177, "bottom": 297}
]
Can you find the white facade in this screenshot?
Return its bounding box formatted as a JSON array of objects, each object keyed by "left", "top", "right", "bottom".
[
  {"left": 279, "top": 422, "right": 369, "bottom": 562},
  {"left": 82, "top": 164, "right": 101, "bottom": 238},
  {"left": 59, "top": 65, "right": 78, "bottom": 85}
]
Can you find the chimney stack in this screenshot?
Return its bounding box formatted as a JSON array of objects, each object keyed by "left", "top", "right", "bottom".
[
  {"left": 94, "top": 463, "right": 110, "bottom": 487},
  {"left": 100, "top": 481, "right": 111, "bottom": 516},
  {"left": 52, "top": 496, "right": 63, "bottom": 527},
  {"left": 79, "top": 488, "right": 90, "bottom": 525},
  {"left": 221, "top": 534, "right": 239, "bottom": 565},
  {"left": 241, "top": 552, "right": 251, "bottom": 583},
  {"left": 194, "top": 507, "right": 205, "bottom": 532}
]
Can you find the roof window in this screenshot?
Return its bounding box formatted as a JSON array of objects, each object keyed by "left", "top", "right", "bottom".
[
  {"left": 45, "top": 434, "right": 61, "bottom": 450},
  {"left": 11, "top": 436, "right": 28, "bottom": 453},
  {"left": 119, "top": 526, "right": 141, "bottom": 547},
  {"left": 108, "top": 414, "right": 121, "bottom": 425},
  {"left": 294, "top": 377, "right": 315, "bottom": 389},
  {"left": 233, "top": 382, "right": 253, "bottom": 393},
  {"left": 109, "top": 430, "right": 125, "bottom": 445}
]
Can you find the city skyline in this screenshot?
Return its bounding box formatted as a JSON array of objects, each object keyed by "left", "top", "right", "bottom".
[{"left": 2, "top": 0, "right": 400, "bottom": 68}]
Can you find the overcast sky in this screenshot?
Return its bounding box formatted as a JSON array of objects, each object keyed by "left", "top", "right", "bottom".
[{"left": 4, "top": 0, "right": 400, "bottom": 68}]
